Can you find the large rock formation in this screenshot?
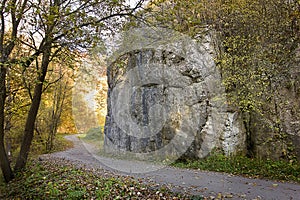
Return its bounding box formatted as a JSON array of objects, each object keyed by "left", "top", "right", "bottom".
[
  {"left": 104, "top": 29, "right": 246, "bottom": 161},
  {"left": 104, "top": 27, "right": 300, "bottom": 162}
]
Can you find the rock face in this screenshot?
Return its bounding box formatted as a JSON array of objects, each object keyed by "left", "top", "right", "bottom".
[
  {"left": 104, "top": 44, "right": 246, "bottom": 160},
  {"left": 103, "top": 27, "right": 300, "bottom": 161}
]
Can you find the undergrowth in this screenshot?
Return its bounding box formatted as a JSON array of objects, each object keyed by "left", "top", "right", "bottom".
[
  {"left": 0, "top": 159, "right": 188, "bottom": 199},
  {"left": 173, "top": 153, "right": 300, "bottom": 183},
  {"left": 48, "top": 134, "right": 74, "bottom": 153}
]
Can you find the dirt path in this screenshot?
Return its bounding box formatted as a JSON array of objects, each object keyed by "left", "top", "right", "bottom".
[{"left": 42, "top": 135, "right": 300, "bottom": 200}]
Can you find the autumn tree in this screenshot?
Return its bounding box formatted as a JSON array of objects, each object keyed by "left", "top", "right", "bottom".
[
  {"left": 0, "top": 0, "right": 145, "bottom": 182},
  {"left": 35, "top": 50, "right": 76, "bottom": 152}
]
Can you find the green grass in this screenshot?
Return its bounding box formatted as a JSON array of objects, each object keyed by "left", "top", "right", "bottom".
[
  {"left": 0, "top": 159, "right": 188, "bottom": 200},
  {"left": 79, "top": 127, "right": 104, "bottom": 148},
  {"left": 80, "top": 127, "right": 103, "bottom": 141},
  {"left": 50, "top": 133, "right": 74, "bottom": 153},
  {"left": 173, "top": 153, "right": 300, "bottom": 183}
]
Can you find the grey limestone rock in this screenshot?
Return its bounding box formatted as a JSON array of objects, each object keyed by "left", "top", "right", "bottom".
[{"left": 104, "top": 28, "right": 246, "bottom": 161}]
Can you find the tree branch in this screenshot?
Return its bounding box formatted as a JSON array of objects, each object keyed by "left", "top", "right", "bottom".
[{"left": 53, "top": 2, "right": 143, "bottom": 43}]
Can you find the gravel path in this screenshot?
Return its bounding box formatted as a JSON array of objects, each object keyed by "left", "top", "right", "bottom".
[{"left": 42, "top": 135, "right": 300, "bottom": 200}]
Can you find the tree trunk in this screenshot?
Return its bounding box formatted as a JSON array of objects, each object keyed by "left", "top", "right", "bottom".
[
  {"left": 14, "top": 48, "right": 51, "bottom": 171},
  {"left": 0, "top": 66, "right": 14, "bottom": 182},
  {"left": 46, "top": 78, "right": 67, "bottom": 151}
]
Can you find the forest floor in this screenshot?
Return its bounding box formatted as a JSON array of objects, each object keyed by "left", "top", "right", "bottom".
[{"left": 41, "top": 135, "right": 300, "bottom": 200}]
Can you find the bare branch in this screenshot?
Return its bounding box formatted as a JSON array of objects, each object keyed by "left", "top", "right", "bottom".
[{"left": 43, "top": 70, "right": 65, "bottom": 93}]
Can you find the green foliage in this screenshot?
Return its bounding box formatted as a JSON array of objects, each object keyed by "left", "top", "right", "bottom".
[
  {"left": 151, "top": 0, "right": 299, "bottom": 114},
  {"left": 0, "top": 159, "right": 188, "bottom": 199},
  {"left": 173, "top": 154, "right": 300, "bottom": 183},
  {"left": 82, "top": 127, "right": 104, "bottom": 141},
  {"left": 214, "top": 0, "right": 299, "bottom": 115},
  {"left": 149, "top": 0, "right": 300, "bottom": 159}
]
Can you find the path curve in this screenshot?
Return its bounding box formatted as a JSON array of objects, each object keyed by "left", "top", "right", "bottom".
[{"left": 43, "top": 135, "right": 300, "bottom": 200}]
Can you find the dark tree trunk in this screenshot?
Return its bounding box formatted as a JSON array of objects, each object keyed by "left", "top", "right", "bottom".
[
  {"left": 14, "top": 48, "right": 51, "bottom": 171},
  {"left": 0, "top": 66, "right": 14, "bottom": 182}
]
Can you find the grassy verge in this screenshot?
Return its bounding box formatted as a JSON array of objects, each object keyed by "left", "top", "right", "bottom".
[
  {"left": 173, "top": 154, "right": 300, "bottom": 183},
  {"left": 0, "top": 158, "right": 188, "bottom": 200},
  {"left": 78, "top": 127, "right": 104, "bottom": 148},
  {"left": 49, "top": 133, "right": 74, "bottom": 153}
]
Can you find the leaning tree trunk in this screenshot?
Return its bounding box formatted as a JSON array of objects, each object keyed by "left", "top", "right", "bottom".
[
  {"left": 14, "top": 48, "right": 51, "bottom": 171},
  {"left": 0, "top": 65, "right": 14, "bottom": 182}
]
